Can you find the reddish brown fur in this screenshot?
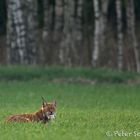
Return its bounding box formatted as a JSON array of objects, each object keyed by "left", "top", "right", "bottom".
[{"left": 6, "top": 100, "right": 56, "bottom": 123}]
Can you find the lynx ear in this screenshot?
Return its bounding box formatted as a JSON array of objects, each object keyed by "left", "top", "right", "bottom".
[
  {"left": 53, "top": 100, "right": 56, "bottom": 107},
  {"left": 41, "top": 96, "right": 47, "bottom": 106},
  {"left": 42, "top": 96, "right": 46, "bottom": 102}
]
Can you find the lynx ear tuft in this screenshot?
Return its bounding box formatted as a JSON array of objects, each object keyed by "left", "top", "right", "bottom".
[
  {"left": 42, "top": 102, "right": 45, "bottom": 107},
  {"left": 41, "top": 96, "right": 47, "bottom": 107},
  {"left": 53, "top": 100, "right": 56, "bottom": 107},
  {"left": 41, "top": 96, "right": 47, "bottom": 102}
]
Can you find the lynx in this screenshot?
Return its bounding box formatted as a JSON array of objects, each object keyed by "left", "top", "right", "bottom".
[{"left": 6, "top": 97, "right": 56, "bottom": 123}]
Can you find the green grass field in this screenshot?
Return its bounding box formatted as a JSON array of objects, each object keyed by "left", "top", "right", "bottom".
[{"left": 0, "top": 66, "right": 140, "bottom": 140}]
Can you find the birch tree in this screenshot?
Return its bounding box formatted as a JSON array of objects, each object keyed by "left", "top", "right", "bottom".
[
  {"left": 116, "top": 0, "right": 123, "bottom": 70},
  {"left": 7, "top": 0, "right": 26, "bottom": 64},
  {"left": 92, "top": 0, "right": 100, "bottom": 67},
  {"left": 125, "top": 0, "right": 140, "bottom": 72},
  {"left": 7, "top": 0, "right": 38, "bottom": 64}
]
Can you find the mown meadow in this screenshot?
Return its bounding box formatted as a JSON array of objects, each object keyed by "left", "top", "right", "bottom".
[{"left": 0, "top": 66, "right": 140, "bottom": 140}]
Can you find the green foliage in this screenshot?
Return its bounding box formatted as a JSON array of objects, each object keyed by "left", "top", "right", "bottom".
[
  {"left": 0, "top": 80, "right": 140, "bottom": 140},
  {"left": 0, "top": 66, "right": 138, "bottom": 83}
]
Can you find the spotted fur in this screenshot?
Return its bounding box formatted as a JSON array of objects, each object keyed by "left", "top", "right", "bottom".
[{"left": 6, "top": 99, "right": 56, "bottom": 123}]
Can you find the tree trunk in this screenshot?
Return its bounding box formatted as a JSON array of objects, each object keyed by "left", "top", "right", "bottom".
[
  {"left": 92, "top": 0, "right": 100, "bottom": 67},
  {"left": 100, "top": 0, "right": 109, "bottom": 50},
  {"left": 25, "top": 0, "right": 38, "bottom": 64},
  {"left": 60, "top": 0, "right": 75, "bottom": 65},
  {"left": 42, "top": 0, "right": 50, "bottom": 40},
  {"left": 42, "top": 0, "right": 54, "bottom": 64},
  {"left": 7, "top": 0, "right": 26, "bottom": 64},
  {"left": 55, "top": 0, "right": 64, "bottom": 32},
  {"left": 72, "top": 0, "right": 83, "bottom": 65},
  {"left": 125, "top": 0, "right": 140, "bottom": 72},
  {"left": 7, "top": 0, "right": 38, "bottom": 64},
  {"left": 55, "top": 0, "right": 64, "bottom": 64},
  {"left": 116, "top": 0, "right": 123, "bottom": 70}
]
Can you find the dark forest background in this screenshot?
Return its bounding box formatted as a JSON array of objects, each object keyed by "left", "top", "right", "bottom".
[{"left": 0, "top": 0, "right": 140, "bottom": 72}]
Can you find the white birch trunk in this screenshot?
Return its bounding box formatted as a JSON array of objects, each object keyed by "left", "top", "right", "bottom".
[
  {"left": 125, "top": 0, "right": 140, "bottom": 72},
  {"left": 7, "top": 0, "right": 26, "bottom": 64},
  {"left": 92, "top": 0, "right": 100, "bottom": 67},
  {"left": 7, "top": 0, "right": 38, "bottom": 64},
  {"left": 116, "top": 0, "right": 123, "bottom": 70}
]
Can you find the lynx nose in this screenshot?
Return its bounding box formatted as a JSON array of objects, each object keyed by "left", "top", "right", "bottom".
[{"left": 50, "top": 112, "right": 53, "bottom": 115}]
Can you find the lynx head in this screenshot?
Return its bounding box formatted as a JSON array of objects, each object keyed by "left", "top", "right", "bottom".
[{"left": 41, "top": 97, "right": 56, "bottom": 120}]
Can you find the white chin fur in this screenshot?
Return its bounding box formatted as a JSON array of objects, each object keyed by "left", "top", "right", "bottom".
[{"left": 48, "top": 115, "right": 55, "bottom": 120}]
